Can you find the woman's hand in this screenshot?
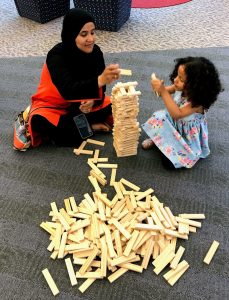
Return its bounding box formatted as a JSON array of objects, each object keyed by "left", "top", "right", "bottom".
[
  {"left": 98, "top": 64, "right": 120, "bottom": 87},
  {"left": 79, "top": 100, "right": 94, "bottom": 113}
]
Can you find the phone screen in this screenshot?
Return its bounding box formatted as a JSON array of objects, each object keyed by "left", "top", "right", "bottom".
[{"left": 73, "top": 114, "right": 93, "bottom": 139}]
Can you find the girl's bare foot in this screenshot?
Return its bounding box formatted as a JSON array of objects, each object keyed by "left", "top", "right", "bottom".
[
  {"left": 91, "top": 123, "right": 111, "bottom": 132},
  {"left": 142, "top": 138, "right": 154, "bottom": 150}
]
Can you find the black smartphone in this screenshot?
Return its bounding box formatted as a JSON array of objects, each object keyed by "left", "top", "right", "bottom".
[{"left": 73, "top": 114, "right": 93, "bottom": 139}]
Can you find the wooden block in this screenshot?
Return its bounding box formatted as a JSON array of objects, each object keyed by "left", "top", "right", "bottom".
[
  {"left": 96, "top": 192, "right": 113, "bottom": 208},
  {"left": 97, "top": 163, "right": 118, "bottom": 169},
  {"left": 98, "top": 200, "right": 106, "bottom": 221},
  {"left": 119, "top": 262, "right": 143, "bottom": 273},
  {"left": 76, "top": 269, "right": 103, "bottom": 279},
  {"left": 59, "top": 208, "right": 74, "bottom": 225},
  {"left": 176, "top": 216, "right": 202, "bottom": 228},
  {"left": 50, "top": 202, "right": 59, "bottom": 217},
  {"left": 167, "top": 263, "right": 189, "bottom": 286},
  {"left": 56, "top": 212, "right": 71, "bottom": 231},
  {"left": 73, "top": 258, "right": 101, "bottom": 268},
  {"left": 47, "top": 240, "right": 55, "bottom": 252},
  {"left": 113, "top": 182, "right": 124, "bottom": 199},
  {"left": 178, "top": 222, "right": 189, "bottom": 235},
  {"left": 100, "top": 236, "right": 108, "bottom": 277},
  {"left": 64, "top": 198, "right": 71, "bottom": 214},
  {"left": 78, "top": 278, "right": 96, "bottom": 293},
  {"left": 108, "top": 268, "right": 128, "bottom": 283},
  {"left": 120, "top": 178, "right": 140, "bottom": 191},
  {"left": 87, "top": 160, "right": 104, "bottom": 176},
  {"left": 134, "top": 223, "right": 161, "bottom": 231},
  {"left": 87, "top": 138, "right": 105, "bottom": 146},
  {"left": 84, "top": 193, "right": 97, "bottom": 211},
  {"left": 40, "top": 222, "right": 56, "bottom": 236},
  {"left": 153, "top": 242, "right": 160, "bottom": 259},
  {"left": 102, "top": 223, "right": 117, "bottom": 258},
  {"left": 93, "top": 149, "right": 100, "bottom": 163},
  {"left": 164, "top": 206, "right": 178, "bottom": 227},
  {"left": 141, "top": 237, "right": 155, "bottom": 269},
  {"left": 58, "top": 231, "right": 68, "bottom": 259},
  {"left": 90, "top": 170, "right": 107, "bottom": 186},
  {"left": 153, "top": 244, "right": 174, "bottom": 267},
  {"left": 74, "top": 140, "right": 87, "bottom": 155},
  {"left": 74, "top": 149, "right": 94, "bottom": 155},
  {"left": 159, "top": 206, "right": 174, "bottom": 229},
  {"left": 50, "top": 250, "right": 59, "bottom": 260},
  {"left": 179, "top": 213, "right": 205, "bottom": 219},
  {"left": 114, "top": 230, "right": 123, "bottom": 257},
  {"left": 153, "top": 251, "right": 175, "bottom": 275},
  {"left": 164, "top": 260, "right": 188, "bottom": 281},
  {"left": 53, "top": 223, "right": 62, "bottom": 251},
  {"left": 69, "top": 196, "right": 78, "bottom": 213},
  {"left": 120, "top": 69, "right": 132, "bottom": 76},
  {"left": 109, "top": 218, "right": 131, "bottom": 240},
  {"left": 123, "top": 230, "right": 139, "bottom": 257},
  {"left": 65, "top": 257, "right": 77, "bottom": 286},
  {"left": 150, "top": 212, "right": 164, "bottom": 229},
  {"left": 170, "top": 246, "right": 185, "bottom": 269},
  {"left": 153, "top": 203, "right": 165, "bottom": 222},
  {"left": 70, "top": 219, "right": 91, "bottom": 232},
  {"left": 42, "top": 268, "right": 59, "bottom": 296},
  {"left": 111, "top": 197, "right": 126, "bottom": 214},
  {"left": 163, "top": 229, "right": 189, "bottom": 240},
  {"left": 79, "top": 247, "right": 99, "bottom": 275},
  {"left": 135, "top": 188, "right": 154, "bottom": 201},
  {"left": 203, "top": 240, "right": 219, "bottom": 264},
  {"left": 110, "top": 252, "right": 137, "bottom": 267},
  {"left": 110, "top": 168, "right": 117, "bottom": 186}
]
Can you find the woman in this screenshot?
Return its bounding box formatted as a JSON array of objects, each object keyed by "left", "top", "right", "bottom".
[{"left": 13, "top": 8, "right": 120, "bottom": 150}]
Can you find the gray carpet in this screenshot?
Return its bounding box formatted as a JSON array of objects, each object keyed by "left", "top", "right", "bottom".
[{"left": 0, "top": 47, "right": 228, "bottom": 300}]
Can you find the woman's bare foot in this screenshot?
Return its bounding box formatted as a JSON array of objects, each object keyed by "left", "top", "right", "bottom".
[
  {"left": 91, "top": 123, "right": 111, "bottom": 132},
  {"left": 142, "top": 138, "right": 154, "bottom": 150}
]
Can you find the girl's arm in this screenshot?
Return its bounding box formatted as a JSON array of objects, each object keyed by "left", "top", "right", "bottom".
[
  {"left": 152, "top": 79, "right": 202, "bottom": 120},
  {"left": 165, "top": 85, "right": 176, "bottom": 94}
]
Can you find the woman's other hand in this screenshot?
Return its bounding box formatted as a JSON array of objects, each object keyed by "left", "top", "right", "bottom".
[
  {"left": 79, "top": 100, "right": 94, "bottom": 113},
  {"left": 98, "top": 64, "right": 120, "bottom": 87}
]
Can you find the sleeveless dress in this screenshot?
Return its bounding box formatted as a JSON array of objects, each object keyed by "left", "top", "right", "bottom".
[{"left": 141, "top": 92, "right": 210, "bottom": 168}]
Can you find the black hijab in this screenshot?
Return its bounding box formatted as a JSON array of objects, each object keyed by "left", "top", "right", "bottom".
[
  {"left": 61, "top": 8, "right": 95, "bottom": 53},
  {"left": 46, "top": 8, "right": 106, "bottom": 100}
]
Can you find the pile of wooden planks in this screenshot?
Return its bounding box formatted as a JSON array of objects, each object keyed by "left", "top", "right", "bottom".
[
  {"left": 41, "top": 139, "right": 219, "bottom": 296},
  {"left": 111, "top": 81, "right": 141, "bottom": 157}
]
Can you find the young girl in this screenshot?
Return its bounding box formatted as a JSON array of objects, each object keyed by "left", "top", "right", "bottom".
[{"left": 141, "top": 56, "right": 223, "bottom": 169}]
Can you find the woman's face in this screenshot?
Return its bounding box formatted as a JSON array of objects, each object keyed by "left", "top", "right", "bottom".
[
  {"left": 174, "top": 65, "right": 186, "bottom": 91},
  {"left": 75, "top": 22, "right": 96, "bottom": 53}
]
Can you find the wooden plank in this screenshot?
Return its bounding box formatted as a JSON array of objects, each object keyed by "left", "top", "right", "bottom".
[
  {"left": 203, "top": 240, "right": 219, "bottom": 264},
  {"left": 42, "top": 268, "right": 59, "bottom": 296},
  {"left": 65, "top": 257, "right": 77, "bottom": 286}
]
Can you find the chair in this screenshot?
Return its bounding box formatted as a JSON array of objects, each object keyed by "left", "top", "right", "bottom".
[
  {"left": 73, "top": 0, "right": 132, "bottom": 31},
  {"left": 14, "top": 0, "right": 70, "bottom": 24}
]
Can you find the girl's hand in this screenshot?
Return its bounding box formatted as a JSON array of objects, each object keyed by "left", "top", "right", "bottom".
[
  {"left": 151, "top": 77, "right": 165, "bottom": 95},
  {"left": 79, "top": 100, "right": 94, "bottom": 113},
  {"left": 98, "top": 64, "right": 120, "bottom": 87}
]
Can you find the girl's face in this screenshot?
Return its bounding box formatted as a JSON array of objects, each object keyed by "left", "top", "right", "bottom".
[
  {"left": 75, "top": 22, "right": 96, "bottom": 53},
  {"left": 174, "top": 65, "right": 186, "bottom": 91}
]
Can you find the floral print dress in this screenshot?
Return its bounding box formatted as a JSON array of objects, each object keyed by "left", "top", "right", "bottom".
[{"left": 141, "top": 92, "right": 210, "bottom": 168}]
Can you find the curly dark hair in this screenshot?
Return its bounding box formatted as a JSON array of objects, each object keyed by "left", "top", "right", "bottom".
[{"left": 169, "top": 57, "right": 223, "bottom": 109}]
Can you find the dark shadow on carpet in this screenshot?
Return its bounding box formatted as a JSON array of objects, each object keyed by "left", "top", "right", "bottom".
[{"left": 0, "top": 47, "right": 228, "bottom": 300}]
